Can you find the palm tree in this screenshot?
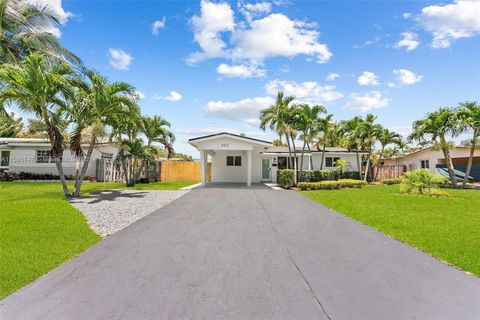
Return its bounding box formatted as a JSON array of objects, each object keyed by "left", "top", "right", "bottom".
[
  {"left": 409, "top": 108, "right": 459, "bottom": 188},
  {"left": 142, "top": 115, "right": 175, "bottom": 158},
  {"left": 373, "top": 127, "right": 401, "bottom": 181},
  {"left": 334, "top": 159, "right": 351, "bottom": 174},
  {"left": 0, "top": 110, "right": 23, "bottom": 137},
  {"left": 314, "top": 114, "right": 333, "bottom": 170},
  {"left": 65, "top": 69, "right": 138, "bottom": 197},
  {"left": 0, "top": 0, "right": 80, "bottom": 65},
  {"left": 140, "top": 115, "right": 175, "bottom": 181},
  {"left": 341, "top": 116, "right": 364, "bottom": 179},
  {"left": 0, "top": 53, "right": 73, "bottom": 196},
  {"left": 457, "top": 101, "right": 480, "bottom": 188},
  {"left": 296, "top": 103, "right": 327, "bottom": 176},
  {"left": 359, "top": 114, "right": 382, "bottom": 182},
  {"left": 260, "top": 91, "right": 295, "bottom": 168}
]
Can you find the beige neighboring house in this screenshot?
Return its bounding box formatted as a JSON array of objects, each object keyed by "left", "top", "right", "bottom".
[
  {"left": 0, "top": 138, "right": 118, "bottom": 177},
  {"left": 382, "top": 146, "right": 480, "bottom": 179}
]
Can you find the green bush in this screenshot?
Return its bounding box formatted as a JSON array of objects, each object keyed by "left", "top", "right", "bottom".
[
  {"left": 380, "top": 178, "right": 403, "bottom": 185},
  {"left": 297, "top": 179, "right": 367, "bottom": 190},
  {"left": 400, "top": 169, "right": 449, "bottom": 197},
  {"left": 298, "top": 169, "right": 359, "bottom": 182},
  {"left": 277, "top": 169, "right": 295, "bottom": 189}
]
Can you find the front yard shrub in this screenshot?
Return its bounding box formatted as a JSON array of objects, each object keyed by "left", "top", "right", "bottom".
[
  {"left": 380, "top": 178, "right": 403, "bottom": 185},
  {"left": 297, "top": 179, "right": 367, "bottom": 190},
  {"left": 340, "top": 171, "right": 360, "bottom": 180},
  {"left": 399, "top": 169, "right": 450, "bottom": 197},
  {"left": 298, "top": 170, "right": 360, "bottom": 182},
  {"left": 277, "top": 169, "right": 294, "bottom": 189},
  {"left": 0, "top": 172, "right": 96, "bottom": 182}
]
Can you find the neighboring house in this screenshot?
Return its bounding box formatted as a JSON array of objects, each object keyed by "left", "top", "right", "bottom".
[
  {"left": 0, "top": 138, "right": 118, "bottom": 177},
  {"left": 382, "top": 146, "right": 480, "bottom": 180},
  {"left": 188, "top": 132, "right": 362, "bottom": 186}
]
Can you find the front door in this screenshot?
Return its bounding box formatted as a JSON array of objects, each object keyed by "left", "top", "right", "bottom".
[{"left": 261, "top": 158, "right": 271, "bottom": 181}]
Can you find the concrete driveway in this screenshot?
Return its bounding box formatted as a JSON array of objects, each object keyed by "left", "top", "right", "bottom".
[{"left": 1, "top": 187, "right": 479, "bottom": 319}]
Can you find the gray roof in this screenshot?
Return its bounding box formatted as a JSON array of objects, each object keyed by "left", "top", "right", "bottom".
[{"left": 264, "top": 146, "right": 360, "bottom": 153}]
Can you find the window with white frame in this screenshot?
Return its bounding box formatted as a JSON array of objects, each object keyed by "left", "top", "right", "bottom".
[
  {"left": 420, "top": 160, "right": 430, "bottom": 169},
  {"left": 0, "top": 150, "right": 10, "bottom": 167},
  {"left": 325, "top": 157, "right": 340, "bottom": 168},
  {"left": 36, "top": 150, "right": 56, "bottom": 163},
  {"left": 226, "top": 155, "right": 241, "bottom": 166}
]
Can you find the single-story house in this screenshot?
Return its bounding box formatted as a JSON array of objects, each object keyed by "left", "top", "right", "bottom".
[
  {"left": 188, "top": 132, "right": 362, "bottom": 186},
  {"left": 0, "top": 138, "right": 118, "bottom": 177},
  {"left": 382, "top": 146, "right": 480, "bottom": 180}
]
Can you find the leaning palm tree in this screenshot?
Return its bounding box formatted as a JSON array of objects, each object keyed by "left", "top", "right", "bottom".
[
  {"left": 373, "top": 127, "right": 401, "bottom": 181},
  {"left": 314, "top": 114, "right": 334, "bottom": 170},
  {"left": 457, "top": 101, "right": 480, "bottom": 188},
  {"left": 259, "top": 91, "right": 295, "bottom": 168},
  {"left": 409, "top": 108, "right": 460, "bottom": 188},
  {"left": 0, "top": 0, "right": 80, "bottom": 65},
  {"left": 65, "top": 69, "right": 138, "bottom": 197},
  {"left": 0, "top": 53, "right": 73, "bottom": 196}
]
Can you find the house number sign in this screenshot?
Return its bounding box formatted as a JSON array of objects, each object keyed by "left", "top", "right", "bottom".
[{"left": 220, "top": 143, "right": 230, "bottom": 148}]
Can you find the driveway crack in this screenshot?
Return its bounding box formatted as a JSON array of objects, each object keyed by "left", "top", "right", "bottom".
[{"left": 253, "top": 191, "right": 333, "bottom": 320}]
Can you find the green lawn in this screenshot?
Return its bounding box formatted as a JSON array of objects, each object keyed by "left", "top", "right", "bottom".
[
  {"left": 301, "top": 185, "right": 480, "bottom": 276},
  {"left": 0, "top": 181, "right": 195, "bottom": 299}
]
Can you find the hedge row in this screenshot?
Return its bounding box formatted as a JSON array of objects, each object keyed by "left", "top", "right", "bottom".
[
  {"left": 297, "top": 179, "right": 367, "bottom": 190},
  {"left": 298, "top": 169, "right": 360, "bottom": 182},
  {"left": 0, "top": 171, "right": 96, "bottom": 182}
]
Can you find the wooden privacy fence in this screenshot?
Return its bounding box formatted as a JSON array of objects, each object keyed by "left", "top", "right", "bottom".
[
  {"left": 96, "top": 159, "right": 161, "bottom": 182},
  {"left": 160, "top": 161, "right": 211, "bottom": 182},
  {"left": 376, "top": 165, "right": 407, "bottom": 180}
]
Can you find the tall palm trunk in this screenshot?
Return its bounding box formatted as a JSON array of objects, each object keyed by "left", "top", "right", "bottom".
[
  {"left": 290, "top": 132, "right": 298, "bottom": 184},
  {"left": 306, "top": 142, "right": 314, "bottom": 170},
  {"left": 53, "top": 157, "right": 70, "bottom": 197},
  {"left": 299, "top": 136, "right": 307, "bottom": 181},
  {"left": 355, "top": 148, "right": 362, "bottom": 180},
  {"left": 373, "top": 146, "right": 385, "bottom": 182},
  {"left": 364, "top": 148, "right": 371, "bottom": 182},
  {"left": 73, "top": 136, "right": 97, "bottom": 197},
  {"left": 462, "top": 128, "right": 478, "bottom": 188},
  {"left": 441, "top": 143, "right": 457, "bottom": 188},
  {"left": 285, "top": 133, "right": 293, "bottom": 169},
  {"left": 320, "top": 142, "right": 326, "bottom": 170}
]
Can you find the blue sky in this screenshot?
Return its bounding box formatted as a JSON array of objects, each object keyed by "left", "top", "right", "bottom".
[{"left": 13, "top": 0, "right": 480, "bottom": 155}]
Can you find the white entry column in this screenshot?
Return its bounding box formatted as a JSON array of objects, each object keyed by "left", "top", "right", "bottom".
[
  {"left": 247, "top": 150, "right": 252, "bottom": 187},
  {"left": 200, "top": 150, "right": 208, "bottom": 186}
]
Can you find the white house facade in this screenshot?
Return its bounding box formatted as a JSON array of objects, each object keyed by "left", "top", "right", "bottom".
[
  {"left": 188, "top": 132, "right": 362, "bottom": 186},
  {"left": 0, "top": 138, "right": 118, "bottom": 177}
]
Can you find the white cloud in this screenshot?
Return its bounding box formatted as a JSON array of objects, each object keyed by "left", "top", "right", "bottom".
[
  {"left": 342, "top": 91, "right": 389, "bottom": 112},
  {"left": 357, "top": 71, "right": 379, "bottom": 86},
  {"left": 204, "top": 96, "right": 275, "bottom": 125},
  {"left": 160, "top": 91, "right": 183, "bottom": 102},
  {"left": 326, "top": 72, "right": 340, "bottom": 81},
  {"left": 189, "top": 0, "right": 235, "bottom": 63},
  {"left": 393, "top": 69, "right": 423, "bottom": 85},
  {"left": 417, "top": 0, "right": 480, "bottom": 48},
  {"left": 387, "top": 82, "right": 396, "bottom": 88},
  {"left": 403, "top": 12, "right": 412, "bottom": 19},
  {"left": 188, "top": 1, "right": 332, "bottom": 67},
  {"left": 27, "top": 0, "right": 72, "bottom": 37},
  {"left": 108, "top": 48, "right": 132, "bottom": 71},
  {"left": 241, "top": 2, "right": 272, "bottom": 14},
  {"left": 265, "top": 79, "right": 343, "bottom": 103},
  {"left": 216, "top": 63, "right": 266, "bottom": 78},
  {"left": 394, "top": 32, "right": 420, "bottom": 51},
  {"left": 134, "top": 90, "right": 145, "bottom": 100},
  {"left": 152, "top": 17, "right": 166, "bottom": 35}
]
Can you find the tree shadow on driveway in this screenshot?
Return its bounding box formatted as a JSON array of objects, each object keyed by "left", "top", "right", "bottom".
[{"left": 71, "top": 190, "right": 148, "bottom": 204}]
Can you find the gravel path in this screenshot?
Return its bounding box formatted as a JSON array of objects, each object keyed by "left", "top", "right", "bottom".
[{"left": 70, "top": 189, "right": 188, "bottom": 236}]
